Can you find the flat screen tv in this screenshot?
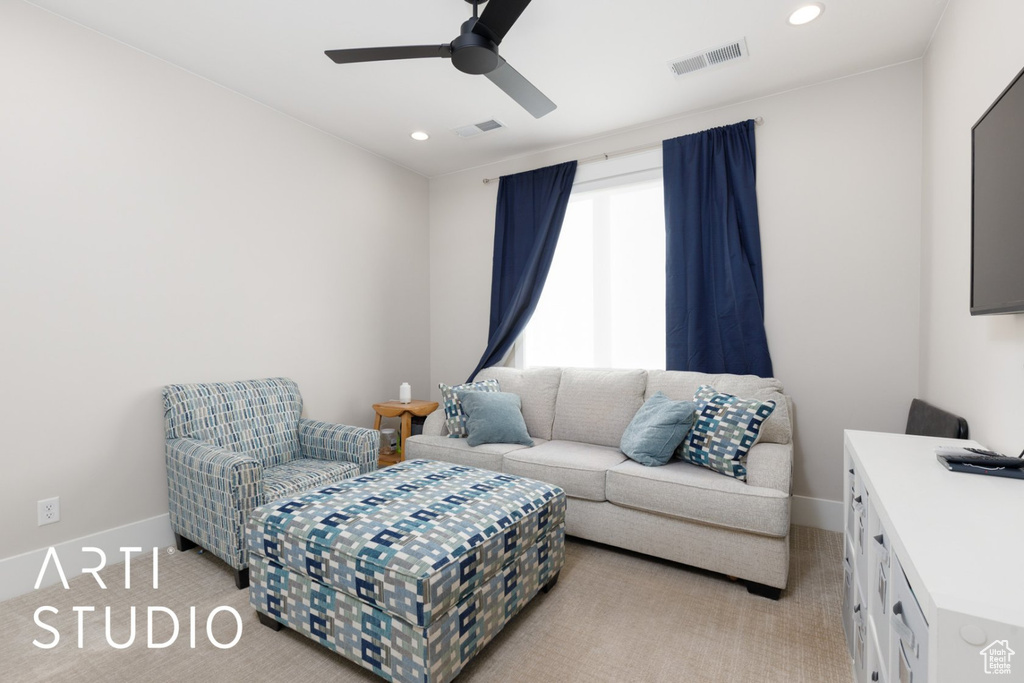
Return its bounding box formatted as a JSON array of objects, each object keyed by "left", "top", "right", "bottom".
[{"left": 972, "top": 64, "right": 1024, "bottom": 315}]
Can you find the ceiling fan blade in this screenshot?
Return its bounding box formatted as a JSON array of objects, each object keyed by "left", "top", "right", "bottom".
[
  {"left": 473, "top": 0, "right": 532, "bottom": 45},
  {"left": 325, "top": 44, "right": 452, "bottom": 64},
  {"left": 485, "top": 58, "right": 556, "bottom": 118}
]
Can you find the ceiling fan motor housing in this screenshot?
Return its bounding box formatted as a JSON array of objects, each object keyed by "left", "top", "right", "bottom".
[{"left": 452, "top": 19, "right": 499, "bottom": 75}]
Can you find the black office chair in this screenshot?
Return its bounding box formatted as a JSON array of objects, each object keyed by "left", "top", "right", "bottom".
[{"left": 905, "top": 398, "right": 969, "bottom": 439}]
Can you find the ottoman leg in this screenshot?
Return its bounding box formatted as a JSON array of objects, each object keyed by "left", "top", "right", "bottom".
[
  {"left": 234, "top": 568, "right": 250, "bottom": 590},
  {"left": 542, "top": 572, "right": 560, "bottom": 593},
  {"left": 257, "top": 612, "right": 283, "bottom": 632},
  {"left": 174, "top": 533, "right": 197, "bottom": 552}
]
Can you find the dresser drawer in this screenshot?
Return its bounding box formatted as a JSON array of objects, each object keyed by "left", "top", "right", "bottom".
[
  {"left": 891, "top": 556, "right": 928, "bottom": 683},
  {"left": 868, "top": 503, "right": 891, "bottom": 667},
  {"left": 842, "top": 548, "right": 856, "bottom": 660},
  {"left": 853, "top": 487, "right": 869, "bottom": 579},
  {"left": 846, "top": 462, "right": 858, "bottom": 538},
  {"left": 853, "top": 581, "right": 867, "bottom": 680},
  {"left": 867, "top": 617, "right": 889, "bottom": 683}
]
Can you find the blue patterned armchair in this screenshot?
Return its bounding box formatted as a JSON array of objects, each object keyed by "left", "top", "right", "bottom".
[{"left": 163, "top": 377, "right": 378, "bottom": 588}]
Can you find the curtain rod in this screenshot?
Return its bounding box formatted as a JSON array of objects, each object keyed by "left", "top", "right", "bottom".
[{"left": 481, "top": 116, "right": 764, "bottom": 184}]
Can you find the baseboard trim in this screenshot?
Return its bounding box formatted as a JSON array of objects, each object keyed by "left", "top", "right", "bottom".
[
  {"left": 791, "top": 495, "right": 843, "bottom": 532},
  {"left": 0, "top": 514, "right": 175, "bottom": 603}
]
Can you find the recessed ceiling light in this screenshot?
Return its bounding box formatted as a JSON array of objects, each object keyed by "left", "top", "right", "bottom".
[
  {"left": 788, "top": 3, "right": 824, "bottom": 26},
  {"left": 410, "top": 131, "right": 429, "bottom": 141}
]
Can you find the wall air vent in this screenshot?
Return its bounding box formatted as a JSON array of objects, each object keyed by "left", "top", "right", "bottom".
[
  {"left": 669, "top": 38, "right": 749, "bottom": 77},
  {"left": 453, "top": 119, "right": 506, "bottom": 138}
]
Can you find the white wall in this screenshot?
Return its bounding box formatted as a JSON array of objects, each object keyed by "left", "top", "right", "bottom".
[
  {"left": 429, "top": 62, "right": 924, "bottom": 506},
  {"left": 0, "top": 1, "right": 430, "bottom": 559},
  {"left": 920, "top": 0, "right": 1024, "bottom": 454}
]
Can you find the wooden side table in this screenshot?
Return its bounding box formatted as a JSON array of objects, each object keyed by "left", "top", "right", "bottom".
[{"left": 373, "top": 400, "right": 439, "bottom": 467}]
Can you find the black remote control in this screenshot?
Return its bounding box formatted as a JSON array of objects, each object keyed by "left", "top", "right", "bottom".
[{"left": 943, "top": 454, "right": 1024, "bottom": 468}]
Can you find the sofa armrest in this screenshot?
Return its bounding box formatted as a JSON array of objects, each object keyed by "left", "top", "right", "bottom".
[
  {"left": 298, "top": 418, "right": 379, "bottom": 475},
  {"left": 165, "top": 438, "right": 264, "bottom": 569},
  {"left": 744, "top": 442, "right": 793, "bottom": 495},
  {"left": 421, "top": 409, "right": 448, "bottom": 437}
]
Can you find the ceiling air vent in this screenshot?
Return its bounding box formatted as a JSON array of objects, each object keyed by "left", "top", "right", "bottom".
[
  {"left": 669, "top": 38, "right": 748, "bottom": 77},
  {"left": 453, "top": 119, "right": 506, "bottom": 138}
]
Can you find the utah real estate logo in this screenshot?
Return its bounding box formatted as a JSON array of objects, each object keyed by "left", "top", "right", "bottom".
[{"left": 980, "top": 640, "right": 1015, "bottom": 676}]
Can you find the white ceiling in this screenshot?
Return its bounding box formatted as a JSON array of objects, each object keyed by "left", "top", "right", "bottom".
[{"left": 26, "top": 0, "right": 948, "bottom": 177}]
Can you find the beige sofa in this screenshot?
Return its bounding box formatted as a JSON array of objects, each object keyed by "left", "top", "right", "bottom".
[{"left": 406, "top": 366, "right": 794, "bottom": 598}]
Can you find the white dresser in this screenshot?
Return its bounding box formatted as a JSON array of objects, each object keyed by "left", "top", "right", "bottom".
[{"left": 843, "top": 430, "right": 1024, "bottom": 683}]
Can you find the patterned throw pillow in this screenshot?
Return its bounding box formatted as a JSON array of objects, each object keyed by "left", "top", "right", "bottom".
[
  {"left": 439, "top": 379, "right": 500, "bottom": 438},
  {"left": 680, "top": 385, "right": 776, "bottom": 481}
]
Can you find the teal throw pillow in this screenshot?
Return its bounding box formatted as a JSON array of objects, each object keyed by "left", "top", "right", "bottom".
[
  {"left": 460, "top": 392, "right": 534, "bottom": 448},
  {"left": 620, "top": 392, "right": 697, "bottom": 466},
  {"left": 439, "top": 379, "right": 500, "bottom": 438},
  {"left": 680, "top": 385, "right": 776, "bottom": 481}
]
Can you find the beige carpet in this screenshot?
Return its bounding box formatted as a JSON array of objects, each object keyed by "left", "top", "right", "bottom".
[{"left": 0, "top": 526, "right": 850, "bottom": 682}]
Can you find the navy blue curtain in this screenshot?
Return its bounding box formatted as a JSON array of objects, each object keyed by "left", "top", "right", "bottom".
[
  {"left": 467, "top": 160, "right": 577, "bottom": 382},
  {"left": 663, "top": 120, "right": 773, "bottom": 377}
]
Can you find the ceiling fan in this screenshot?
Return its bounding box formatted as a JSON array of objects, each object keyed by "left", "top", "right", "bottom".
[{"left": 325, "top": 0, "right": 556, "bottom": 118}]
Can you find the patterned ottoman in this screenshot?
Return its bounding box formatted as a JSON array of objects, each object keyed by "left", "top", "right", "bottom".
[{"left": 247, "top": 459, "right": 566, "bottom": 683}]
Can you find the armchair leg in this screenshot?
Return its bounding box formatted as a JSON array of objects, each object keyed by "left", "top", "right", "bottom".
[
  {"left": 542, "top": 572, "right": 560, "bottom": 593},
  {"left": 174, "top": 534, "right": 197, "bottom": 552},
  {"left": 174, "top": 534, "right": 249, "bottom": 590}
]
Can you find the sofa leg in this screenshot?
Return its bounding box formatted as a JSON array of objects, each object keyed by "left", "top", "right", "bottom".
[
  {"left": 257, "top": 612, "right": 283, "bottom": 631},
  {"left": 174, "top": 533, "right": 197, "bottom": 552},
  {"left": 542, "top": 572, "right": 560, "bottom": 594},
  {"left": 234, "top": 568, "right": 250, "bottom": 590},
  {"left": 746, "top": 581, "right": 782, "bottom": 600}
]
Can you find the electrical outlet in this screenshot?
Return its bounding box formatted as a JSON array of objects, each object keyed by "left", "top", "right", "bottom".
[{"left": 38, "top": 497, "right": 60, "bottom": 526}]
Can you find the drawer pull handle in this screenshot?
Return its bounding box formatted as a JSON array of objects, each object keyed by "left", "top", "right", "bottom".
[
  {"left": 854, "top": 495, "right": 863, "bottom": 504},
  {"left": 891, "top": 601, "right": 917, "bottom": 651},
  {"left": 874, "top": 533, "right": 884, "bottom": 546},
  {"left": 849, "top": 468, "right": 855, "bottom": 474},
  {"left": 871, "top": 673, "right": 879, "bottom": 682}
]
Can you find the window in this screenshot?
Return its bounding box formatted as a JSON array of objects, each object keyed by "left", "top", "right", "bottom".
[{"left": 522, "top": 150, "right": 665, "bottom": 370}]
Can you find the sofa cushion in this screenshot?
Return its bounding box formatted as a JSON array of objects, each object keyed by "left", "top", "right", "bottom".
[
  {"left": 461, "top": 392, "right": 534, "bottom": 447},
  {"left": 645, "top": 370, "right": 791, "bottom": 445},
  {"left": 262, "top": 458, "right": 360, "bottom": 503},
  {"left": 404, "top": 435, "right": 544, "bottom": 473},
  {"left": 502, "top": 440, "right": 626, "bottom": 501},
  {"left": 620, "top": 392, "right": 697, "bottom": 467},
  {"left": 680, "top": 385, "right": 776, "bottom": 481},
  {"left": 475, "top": 366, "right": 562, "bottom": 440},
  {"left": 551, "top": 368, "right": 647, "bottom": 448},
  {"left": 606, "top": 459, "right": 790, "bottom": 537},
  {"left": 439, "top": 379, "right": 500, "bottom": 438}
]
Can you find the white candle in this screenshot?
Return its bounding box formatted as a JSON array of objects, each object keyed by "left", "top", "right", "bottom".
[{"left": 399, "top": 383, "right": 411, "bottom": 404}]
